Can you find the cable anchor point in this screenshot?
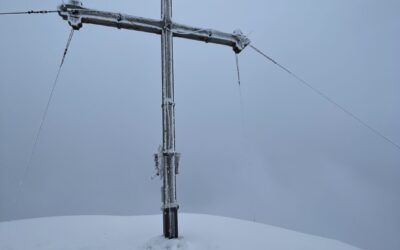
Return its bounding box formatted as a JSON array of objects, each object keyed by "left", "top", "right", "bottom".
[
  {"left": 58, "top": 0, "right": 84, "bottom": 30},
  {"left": 233, "top": 29, "right": 251, "bottom": 54}
]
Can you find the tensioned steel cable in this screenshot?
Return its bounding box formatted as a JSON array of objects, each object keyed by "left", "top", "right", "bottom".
[
  {"left": 235, "top": 53, "right": 241, "bottom": 86},
  {"left": 234, "top": 53, "right": 246, "bottom": 143},
  {"left": 15, "top": 28, "right": 75, "bottom": 204},
  {"left": 0, "top": 10, "right": 58, "bottom": 15},
  {"left": 249, "top": 44, "right": 400, "bottom": 151}
]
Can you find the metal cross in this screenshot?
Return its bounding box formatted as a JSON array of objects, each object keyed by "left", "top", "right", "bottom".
[{"left": 58, "top": 0, "right": 250, "bottom": 239}]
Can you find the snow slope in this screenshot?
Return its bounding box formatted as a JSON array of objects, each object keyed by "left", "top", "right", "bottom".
[{"left": 0, "top": 214, "right": 362, "bottom": 250}]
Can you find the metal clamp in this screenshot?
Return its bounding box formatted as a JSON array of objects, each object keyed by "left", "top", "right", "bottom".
[
  {"left": 233, "top": 29, "right": 251, "bottom": 53},
  {"left": 58, "top": 0, "right": 84, "bottom": 30}
]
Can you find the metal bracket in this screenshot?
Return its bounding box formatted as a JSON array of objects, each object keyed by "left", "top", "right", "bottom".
[
  {"left": 233, "top": 29, "right": 251, "bottom": 53},
  {"left": 154, "top": 147, "right": 181, "bottom": 178},
  {"left": 58, "top": 0, "right": 84, "bottom": 30}
]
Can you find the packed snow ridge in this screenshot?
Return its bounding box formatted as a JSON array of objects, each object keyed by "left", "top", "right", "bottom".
[{"left": 0, "top": 213, "right": 362, "bottom": 250}]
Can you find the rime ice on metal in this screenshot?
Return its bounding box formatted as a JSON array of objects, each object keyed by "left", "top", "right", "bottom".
[{"left": 58, "top": 0, "right": 250, "bottom": 239}]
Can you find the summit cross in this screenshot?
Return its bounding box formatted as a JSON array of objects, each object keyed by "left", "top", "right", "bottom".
[{"left": 58, "top": 0, "right": 250, "bottom": 239}]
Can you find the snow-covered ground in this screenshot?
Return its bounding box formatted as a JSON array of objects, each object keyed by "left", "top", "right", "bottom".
[{"left": 0, "top": 214, "right": 362, "bottom": 250}]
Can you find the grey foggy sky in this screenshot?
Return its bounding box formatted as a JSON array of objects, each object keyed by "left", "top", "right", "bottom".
[{"left": 0, "top": 1, "right": 399, "bottom": 250}]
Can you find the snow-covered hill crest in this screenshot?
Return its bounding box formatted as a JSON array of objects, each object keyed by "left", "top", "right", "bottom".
[{"left": 0, "top": 214, "right": 362, "bottom": 250}]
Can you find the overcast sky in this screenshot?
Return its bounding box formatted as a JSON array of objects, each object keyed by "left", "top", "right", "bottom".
[{"left": 0, "top": 1, "right": 399, "bottom": 250}]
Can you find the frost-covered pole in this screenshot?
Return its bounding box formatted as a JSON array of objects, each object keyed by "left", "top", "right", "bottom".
[{"left": 160, "top": 0, "right": 179, "bottom": 239}]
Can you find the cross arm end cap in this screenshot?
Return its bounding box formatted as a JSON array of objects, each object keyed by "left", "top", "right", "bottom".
[
  {"left": 233, "top": 29, "right": 251, "bottom": 54},
  {"left": 58, "top": 1, "right": 85, "bottom": 30}
]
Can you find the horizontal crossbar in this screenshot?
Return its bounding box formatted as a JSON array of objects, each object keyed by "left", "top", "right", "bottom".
[{"left": 58, "top": 3, "right": 250, "bottom": 53}]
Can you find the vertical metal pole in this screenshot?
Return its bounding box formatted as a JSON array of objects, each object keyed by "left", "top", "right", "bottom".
[{"left": 161, "top": 0, "right": 179, "bottom": 239}]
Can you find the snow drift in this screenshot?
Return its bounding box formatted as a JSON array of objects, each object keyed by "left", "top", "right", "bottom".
[{"left": 0, "top": 213, "right": 362, "bottom": 250}]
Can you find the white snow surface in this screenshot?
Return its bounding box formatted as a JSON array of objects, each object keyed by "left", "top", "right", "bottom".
[{"left": 0, "top": 214, "right": 362, "bottom": 250}]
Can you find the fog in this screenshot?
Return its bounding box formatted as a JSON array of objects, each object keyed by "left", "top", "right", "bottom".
[{"left": 0, "top": 1, "right": 399, "bottom": 250}]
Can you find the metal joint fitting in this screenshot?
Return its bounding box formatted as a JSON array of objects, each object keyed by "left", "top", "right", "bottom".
[{"left": 233, "top": 29, "right": 251, "bottom": 54}]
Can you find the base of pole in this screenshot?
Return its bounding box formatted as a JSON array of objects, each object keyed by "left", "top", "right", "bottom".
[{"left": 163, "top": 207, "right": 178, "bottom": 239}]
